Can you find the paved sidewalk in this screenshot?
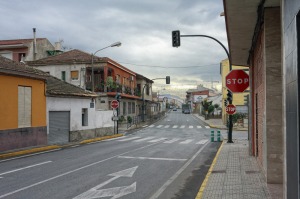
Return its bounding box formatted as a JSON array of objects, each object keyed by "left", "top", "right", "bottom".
[{"left": 194, "top": 114, "right": 272, "bottom": 199}]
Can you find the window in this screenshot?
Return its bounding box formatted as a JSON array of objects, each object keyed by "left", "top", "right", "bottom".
[
  {"left": 123, "top": 102, "right": 126, "bottom": 115},
  {"left": 18, "top": 53, "right": 26, "bottom": 62},
  {"left": 82, "top": 108, "right": 88, "bottom": 126},
  {"left": 132, "top": 102, "right": 135, "bottom": 114},
  {"left": 18, "top": 86, "right": 31, "bottom": 127},
  {"left": 71, "top": 71, "right": 79, "bottom": 80},
  {"left": 128, "top": 102, "right": 132, "bottom": 114},
  {"left": 61, "top": 71, "right": 66, "bottom": 81}
]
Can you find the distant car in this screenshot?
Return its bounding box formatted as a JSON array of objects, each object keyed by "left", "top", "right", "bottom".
[
  {"left": 173, "top": 108, "right": 177, "bottom": 111},
  {"left": 183, "top": 109, "right": 190, "bottom": 114}
]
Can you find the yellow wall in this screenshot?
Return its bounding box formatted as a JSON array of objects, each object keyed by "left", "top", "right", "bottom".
[
  {"left": 221, "top": 59, "right": 249, "bottom": 124},
  {"left": 0, "top": 74, "right": 46, "bottom": 130}
]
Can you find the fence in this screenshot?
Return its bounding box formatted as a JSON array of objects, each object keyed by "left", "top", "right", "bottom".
[{"left": 127, "top": 111, "right": 166, "bottom": 129}]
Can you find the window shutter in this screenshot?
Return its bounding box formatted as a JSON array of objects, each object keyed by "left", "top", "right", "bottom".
[{"left": 18, "top": 86, "right": 31, "bottom": 127}]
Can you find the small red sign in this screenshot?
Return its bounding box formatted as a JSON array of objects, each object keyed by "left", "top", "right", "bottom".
[
  {"left": 226, "top": 104, "right": 236, "bottom": 115},
  {"left": 111, "top": 100, "right": 119, "bottom": 109},
  {"left": 226, "top": 70, "right": 249, "bottom": 93}
]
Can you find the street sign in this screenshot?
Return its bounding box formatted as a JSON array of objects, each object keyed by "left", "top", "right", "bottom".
[
  {"left": 111, "top": 100, "right": 119, "bottom": 109},
  {"left": 226, "top": 104, "right": 236, "bottom": 115},
  {"left": 226, "top": 70, "right": 249, "bottom": 93}
]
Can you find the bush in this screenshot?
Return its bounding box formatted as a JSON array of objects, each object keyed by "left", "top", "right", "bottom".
[
  {"left": 127, "top": 116, "right": 132, "bottom": 123},
  {"left": 119, "top": 115, "right": 126, "bottom": 123}
]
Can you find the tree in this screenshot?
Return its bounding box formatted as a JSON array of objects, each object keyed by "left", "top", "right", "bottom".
[{"left": 201, "top": 99, "right": 212, "bottom": 120}]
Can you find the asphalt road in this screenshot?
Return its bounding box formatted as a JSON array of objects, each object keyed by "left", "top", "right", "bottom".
[{"left": 0, "top": 111, "right": 221, "bottom": 199}]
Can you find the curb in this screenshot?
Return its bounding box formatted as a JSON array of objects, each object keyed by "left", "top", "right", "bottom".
[
  {"left": 0, "top": 134, "right": 124, "bottom": 160},
  {"left": 195, "top": 140, "right": 225, "bottom": 199}
]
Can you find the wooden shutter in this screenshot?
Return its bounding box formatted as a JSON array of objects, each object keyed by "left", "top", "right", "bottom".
[
  {"left": 71, "top": 71, "right": 79, "bottom": 80},
  {"left": 18, "top": 86, "right": 31, "bottom": 127}
]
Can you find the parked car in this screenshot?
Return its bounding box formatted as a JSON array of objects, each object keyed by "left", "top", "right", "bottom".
[
  {"left": 173, "top": 107, "right": 177, "bottom": 111},
  {"left": 183, "top": 109, "right": 191, "bottom": 114}
]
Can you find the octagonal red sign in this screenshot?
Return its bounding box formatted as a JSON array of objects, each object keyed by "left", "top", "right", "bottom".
[
  {"left": 226, "top": 70, "right": 249, "bottom": 93},
  {"left": 111, "top": 100, "right": 119, "bottom": 109},
  {"left": 226, "top": 104, "right": 236, "bottom": 115}
]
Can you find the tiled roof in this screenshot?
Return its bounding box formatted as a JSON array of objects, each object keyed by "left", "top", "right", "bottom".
[
  {"left": 0, "top": 38, "right": 46, "bottom": 45},
  {"left": 0, "top": 56, "right": 97, "bottom": 98}
]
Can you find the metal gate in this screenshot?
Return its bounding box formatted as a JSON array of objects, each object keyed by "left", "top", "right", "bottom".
[{"left": 48, "top": 111, "right": 70, "bottom": 144}]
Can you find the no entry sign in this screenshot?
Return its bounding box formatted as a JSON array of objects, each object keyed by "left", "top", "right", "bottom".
[
  {"left": 111, "top": 100, "right": 119, "bottom": 109},
  {"left": 226, "top": 104, "right": 236, "bottom": 115},
  {"left": 226, "top": 70, "right": 249, "bottom": 93}
]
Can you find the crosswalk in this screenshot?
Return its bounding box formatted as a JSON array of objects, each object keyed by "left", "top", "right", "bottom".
[
  {"left": 148, "top": 124, "right": 210, "bottom": 129},
  {"left": 117, "top": 136, "right": 209, "bottom": 145}
]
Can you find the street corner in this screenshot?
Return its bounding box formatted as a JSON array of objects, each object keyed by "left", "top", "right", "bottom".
[
  {"left": 79, "top": 134, "right": 124, "bottom": 145},
  {"left": 0, "top": 145, "right": 61, "bottom": 160}
]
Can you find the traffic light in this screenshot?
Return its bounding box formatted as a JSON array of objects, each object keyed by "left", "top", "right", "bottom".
[
  {"left": 172, "top": 30, "right": 180, "bottom": 47},
  {"left": 227, "top": 90, "right": 232, "bottom": 103},
  {"left": 224, "top": 99, "right": 228, "bottom": 107},
  {"left": 244, "top": 94, "right": 249, "bottom": 105},
  {"left": 166, "top": 76, "right": 170, "bottom": 84}
]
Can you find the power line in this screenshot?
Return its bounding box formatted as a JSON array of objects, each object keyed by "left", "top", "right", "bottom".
[{"left": 118, "top": 62, "right": 219, "bottom": 68}]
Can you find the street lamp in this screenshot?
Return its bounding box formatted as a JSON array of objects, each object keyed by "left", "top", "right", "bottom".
[{"left": 91, "top": 41, "right": 122, "bottom": 92}]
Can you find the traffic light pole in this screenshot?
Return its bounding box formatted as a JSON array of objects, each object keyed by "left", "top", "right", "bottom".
[{"left": 178, "top": 34, "right": 234, "bottom": 143}]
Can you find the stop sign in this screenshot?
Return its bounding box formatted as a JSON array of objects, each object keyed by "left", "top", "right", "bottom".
[
  {"left": 111, "top": 100, "right": 119, "bottom": 109},
  {"left": 226, "top": 104, "right": 236, "bottom": 115},
  {"left": 226, "top": 70, "right": 249, "bottom": 92}
]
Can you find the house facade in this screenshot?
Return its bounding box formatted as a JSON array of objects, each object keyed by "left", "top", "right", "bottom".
[{"left": 0, "top": 56, "right": 47, "bottom": 151}]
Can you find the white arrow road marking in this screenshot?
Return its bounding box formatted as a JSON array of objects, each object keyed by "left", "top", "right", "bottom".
[
  {"left": 180, "top": 125, "right": 185, "bottom": 128},
  {"left": 179, "top": 139, "right": 193, "bottom": 144},
  {"left": 118, "top": 137, "right": 140, "bottom": 141},
  {"left": 73, "top": 167, "right": 138, "bottom": 199},
  {"left": 163, "top": 138, "right": 180, "bottom": 143},
  {"left": 0, "top": 161, "right": 52, "bottom": 176},
  {"left": 133, "top": 137, "right": 155, "bottom": 142},
  {"left": 196, "top": 139, "right": 209, "bottom": 145}
]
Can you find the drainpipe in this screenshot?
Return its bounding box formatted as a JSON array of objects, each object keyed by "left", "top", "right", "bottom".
[{"left": 33, "top": 28, "right": 37, "bottom": 61}]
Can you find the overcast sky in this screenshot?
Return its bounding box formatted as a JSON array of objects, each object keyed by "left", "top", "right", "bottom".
[{"left": 0, "top": 0, "right": 227, "bottom": 98}]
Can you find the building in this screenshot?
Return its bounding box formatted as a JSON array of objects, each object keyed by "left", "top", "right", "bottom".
[
  {"left": 220, "top": 59, "right": 249, "bottom": 125},
  {"left": 0, "top": 56, "right": 47, "bottom": 151}
]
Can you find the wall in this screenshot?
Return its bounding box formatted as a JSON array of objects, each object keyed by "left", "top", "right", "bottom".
[
  {"left": 26, "top": 39, "right": 55, "bottom": 61},
  {"left": 283, "top": 0, "right": 300, "bottom": 198},
  {"left": 0, "top": 75, "right": 46, "bottom": 130}
]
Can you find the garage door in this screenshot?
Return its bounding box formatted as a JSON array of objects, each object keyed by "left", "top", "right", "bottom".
[{"left": 48, "top": 111, "right": 70, "bottom": 144}]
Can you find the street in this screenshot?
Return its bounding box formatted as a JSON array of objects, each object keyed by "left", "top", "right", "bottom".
[{"left": 0, "top": 111, "right": 221, "bottom": 199}]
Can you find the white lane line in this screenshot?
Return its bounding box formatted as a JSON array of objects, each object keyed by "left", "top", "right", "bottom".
[
  {"left": 118, "top": 137, "right": 141, "bottom": 142},
  {"left": 0, "top": 142, "right": 159, "bottom": 199},
  {"left": 149, "top": 140, "right": 210, "bottom": 199},
  {"left": 149, "top": 125, "right": 155, "bottom": 128},
  {"left": 164, "top": 125, "right": 170, "bottom": 128},
  {"left": 180, "top": 125, "right": 185, "bottom": 129},
  {"left": 189, "top": 126, "right": 193, "bottom": 129},
  {"left": 148, "top": 138, "right": 167, "bottom": 143},
  {"left": 133, "top": 137, "right": 155, "bottom": 142},
  {"left": 0, "top": 161, "right": 52, "bottom": 176},
  {"left": 197, "top": 126, "right": 202, "bottom": 129},
  {"left": 172, "top": 125, "right": 178, "bottom": 129},
  {"left": 156, "top": 125, "right": 163, "bottom": 128},
  {"left": 118, "top": 156, "right": 187, "bottom": 161},
  {"left": 205, "top": 126, "right": 210, "bottom": 129},
  {"left": 179, "top": 139, "right": 193, "bottom": 144},
  {"left": 196, "top": 139, "right": 209, "bottom": 145},
  {"left": 163, "top": 138, "right": 180, "bottom": 144}
]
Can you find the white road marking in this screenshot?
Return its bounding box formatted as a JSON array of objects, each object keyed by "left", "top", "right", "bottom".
[
  {"left": 73, "top": 167, "right": 138, "bottom": 199},
  {"left": 148, "top": 138, "right": 167, "bottom": 143},
  {"left": 149, "top": 140, "right": 210, "bottom": 199},
  {"left": 156, "top": 125, "right": 163, "bottom": 128},
  {"left": 180, "top": 125, "right": 185, "bottom": 128},
  {"left": 163, "top": 125, "right": 169, "bottom": 128},
  {"left": 118, "top": 156, "right": 187, "bottom": 161},
  {"left": 118, "top": 137, "right": 141, "bottom": 141},
  {"left": 205, "top": 126, "right": 210, "bottom": 129},
  {"left": 189, "top": 126, "right": 193, "bottom": 129},
  {"left": 197, "top": 126, "right": 202, "bottom": 129},
  {"left": 0, "top": 143, "right": 159, "bottom": 199},
  {"left": 196, "top": 139, "right": 209, "bottom": 145},
  {"left": 179, "top": 139, "right": 193, "bottom": 144},
  {"left": 172, "top": 125, "right": 178, "bottom": 128},
  {"left": 70, "top": 145, "right": 80, "bottom": 148},
  {"left": 163, "top": 138, "right": 180, "bottom": 144},
  {"left": 142, "top": 125, "right": 148, "bottom": 128},
  {"left": 0, "top": 161, "right": 52, "bottom": 176},
  {"left": 133, "top": 137, "right": 155, "bottom": 142},
  {"left": 149, "top": 125, "right": 155, "bottom": 128}
]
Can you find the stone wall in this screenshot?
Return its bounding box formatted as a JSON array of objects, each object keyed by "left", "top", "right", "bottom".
[{"left": 69, "top": 127, "right": 114, "bottom": 142}]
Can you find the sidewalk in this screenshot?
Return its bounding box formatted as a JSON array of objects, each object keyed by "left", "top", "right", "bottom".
[{"left": 194, "top": 114, "right": 272, "bottom": 199}]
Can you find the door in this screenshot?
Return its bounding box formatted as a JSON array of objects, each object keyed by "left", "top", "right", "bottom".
[{"left": 48, "top": 111, "right": 70, "bottom": 144}]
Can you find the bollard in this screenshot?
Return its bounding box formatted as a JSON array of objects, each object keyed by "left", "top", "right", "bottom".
[
  {"left": 211, "top": 130, "right": 214, "bottom": 142},
  {"left": 217, "top": 130, "right": 221, "bottom": 142}
]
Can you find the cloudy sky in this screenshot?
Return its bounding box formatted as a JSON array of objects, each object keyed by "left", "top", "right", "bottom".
[{"left": 0, "top": 0, "right": 227, "bottom": 98}]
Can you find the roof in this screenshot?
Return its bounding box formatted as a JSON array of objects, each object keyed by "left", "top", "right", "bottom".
[
  {"left": 136, "top": 73, "right": 154, "bottom": 83},
  {"left": 223, "top": 0, "right": 280, "bottom": 66},
  {"left": 0, "top": 38, "right": 46, "bottom": 45},
  {"left": 0, "top": 56, "right": 97, "bottom": 98},
  {"left": 0, "top": 55, "right": 47, "bottom": 80}
]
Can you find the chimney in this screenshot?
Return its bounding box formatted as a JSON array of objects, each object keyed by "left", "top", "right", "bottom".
[{"left": 33, "top": 28, "right": 37, "bottom": 61}]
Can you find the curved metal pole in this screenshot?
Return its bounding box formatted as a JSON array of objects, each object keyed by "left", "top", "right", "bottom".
[{"left": 181, "top": 34, "right": 233, "bottom": 143}]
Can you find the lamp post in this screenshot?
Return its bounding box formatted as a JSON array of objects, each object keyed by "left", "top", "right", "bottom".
[{"left": 91, "top": 41, "right": 122, "bottom": 92}]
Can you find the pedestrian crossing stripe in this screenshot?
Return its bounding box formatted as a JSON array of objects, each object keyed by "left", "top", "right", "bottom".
[
  {"left": 172, "top": 125, "right": 178, "bottom": 128},
  {"left": 117, "top": 137, "right": 210, "bottom": 145},
  {"left": 189, "top": 126, "right": 193, "bottom": 129},
  {"left": 197, "top": 126, "right": 202, "bottom": 129},
  {"left": 148, "top": 125, "right": 208, "bottom": 129},
  {"left": 118, "top": 137, "right": 141, "bottom": 141},
  {"left": 196, "top": 139, "right": 209, "bottom": 145},
  {"left": 133, "top": 137, "right": 155, "bottom": 142},
  {"left": 164, "top": 125, "right": 170, "bottom": 128},
  {"left": 205, "top": 126, "right": 210, "bottom": 129},
  {"left": 148, "top": 138, "right": 167, "bottom": 142},
  {"left": 179, "top": 139, "right": 193, "bottom": 144},
  {"left": 180, "top": 125, "right": 185, "bottom": 128},
  {"left": 163, "top": 138, "right": 180, "bottom": 143}
]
